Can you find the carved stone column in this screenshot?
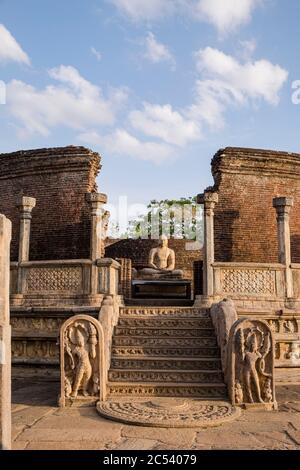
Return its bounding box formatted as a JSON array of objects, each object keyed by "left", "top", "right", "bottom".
[
  {"left": 273, "top": 197, "right": 294, "bottom": 299},
  {"left": 17, "top": 196, "right": 36, "bottom": 263},
  {"left": 86, "top": 193, "right": 108, "bottom": 296},
  {"left": 196, "top": 191, "right": 219, "bottom": 302},
  {"left": 0, "top": 214, "right": 12, "bottom": 450},
  {"left": 13, "top": 197, "right": 36, "bottom": 305},
  {"left": 86, "top": 193, "right": 108, "bottom": 261}
]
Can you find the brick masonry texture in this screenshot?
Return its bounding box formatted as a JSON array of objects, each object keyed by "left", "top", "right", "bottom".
[
  {"left": 211, "top": 147, "right": 300, "bottom": 263},
  {"left": 0, "top": 146, "right": 101, "bottom": 261}
]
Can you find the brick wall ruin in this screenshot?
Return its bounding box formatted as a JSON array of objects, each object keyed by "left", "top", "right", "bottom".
[
  {"left": 211, "top": 147, "right": 300, "bottom": 263},
  {"left": 0, "top": 146, "right": 101, "bottom": 261}
]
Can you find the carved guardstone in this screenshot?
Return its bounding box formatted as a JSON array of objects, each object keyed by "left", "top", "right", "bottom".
[
  {"left": 59, "top": 315, "right": 105, "bottom": 407},
  {"left": 228, "top": 319, "right": 277, "bottom": 410}
]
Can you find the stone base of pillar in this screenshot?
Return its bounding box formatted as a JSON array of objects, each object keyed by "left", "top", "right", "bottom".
[
  {"left": 10, "top": 294, "right": 24, "bottom": 307},
  {"left": 193, "top": 295, "right": 215, "bottom": 308},
  {"left": 284, "top": 298, "right": 300, "bottom": 310},
  {"left": 82, "top": 294, "right": 104, "bottom": 306},
  {"left": 0, "top": 323, "right": 11, "bottom": 450}
]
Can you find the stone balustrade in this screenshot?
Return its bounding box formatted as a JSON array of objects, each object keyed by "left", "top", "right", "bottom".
[
  {"left": 10, "top": 258, "right": 120, "bottom": 308},
  {"left": 213, "top": 262, "right": 285, "bottom": 304}
]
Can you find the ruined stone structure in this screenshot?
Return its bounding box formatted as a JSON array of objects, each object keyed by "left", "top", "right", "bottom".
[
  {"left": 1, "top": 144, "right": 300, "bottom": 427},
  {"left": 212, "top": 147, "right": 300, "bottom": 263},
  {"left": 0, "top": 215, "right": 12, "bottom": 450},
  {"left": 0, "top": 146, "right": 100, "bottom": 261},
  {"left": 0, "top": 147, "right": 122, "bottom": 372}
]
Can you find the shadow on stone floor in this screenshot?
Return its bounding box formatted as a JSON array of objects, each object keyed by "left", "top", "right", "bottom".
[{"left": 12, "top": 378, "right": 60, "bottom": 407}]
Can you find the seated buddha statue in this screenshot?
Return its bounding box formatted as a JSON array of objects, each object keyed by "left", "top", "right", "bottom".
[{"left": 138, "top": 237, "right": 183, "bottom": 279}]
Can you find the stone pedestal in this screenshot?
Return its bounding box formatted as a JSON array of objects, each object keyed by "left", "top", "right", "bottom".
[
  {"left": 273, "top": 197, "right": 294, "bottom": 300},
  {"left": 196, "top": 191, "right": 219, "bottom": 303},
  {"left": 0, "top": 214, "right": 12, "bottom": 450}
]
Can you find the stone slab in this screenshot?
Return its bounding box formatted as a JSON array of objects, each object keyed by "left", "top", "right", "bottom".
[
  {"left": 11, "top": 379, "right": 300, "bottom": 451},
  {"left": 121, "top": 426, "right": 197, "bottom": 447}
]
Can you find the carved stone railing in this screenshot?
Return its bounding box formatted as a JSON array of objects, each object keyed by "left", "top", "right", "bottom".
[
  {"left": 10, "top": 258, "right": 120, "bottom": 307},
  {"left": 213, "top": 263, "right": 285, "bottom": 300},
  {"left": 211, "top": 299, "right": 238, "bottom": 379},
  {"left": 98, "top": 295, "right": 123, "bottom": 377},
  {"left": 97, "top": 259, "right": 120, "bottom": 296}
]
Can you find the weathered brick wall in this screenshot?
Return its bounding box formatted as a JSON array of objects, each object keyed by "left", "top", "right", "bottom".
[
  {"left": 0, "top": 146, "right": 101, "bottom": 261},
  {"left": 105, "top": 239, "right": 202, "bottom": 291},
  {"left": 211, "top": 147, "right": 300, "bottom": 263}
]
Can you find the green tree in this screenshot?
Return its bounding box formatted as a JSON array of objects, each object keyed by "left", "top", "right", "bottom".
[{"left": 126, "top": 197, "right": 203, "bottom": 241}]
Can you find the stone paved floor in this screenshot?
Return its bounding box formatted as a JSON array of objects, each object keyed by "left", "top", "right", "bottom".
[{"left": 11, "top": 376, "right": 300, "bottom": 450}]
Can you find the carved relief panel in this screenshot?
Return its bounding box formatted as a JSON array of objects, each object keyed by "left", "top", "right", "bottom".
[
  {"left": 59, "top": 315, "right": 105, "bottom": 406},
  {"left": 228, "top": 319, "right": 276, "bottom": 410}
]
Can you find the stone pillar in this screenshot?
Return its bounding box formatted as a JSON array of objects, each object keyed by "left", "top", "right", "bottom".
[
  {"left": 17, "top": 196, "right": 36, "bottom": 263},
  {"left": 0, "top": 214, "right": 12, "bottom": 450},
  {"left": 273, "top": 197, "right": 294, "bottom": 299},
  {"left": 196, "top": 191, "right": 219, "bottom": 301},
  {"left": 86, "top": 193, "right": 108, "bottom": 296}
]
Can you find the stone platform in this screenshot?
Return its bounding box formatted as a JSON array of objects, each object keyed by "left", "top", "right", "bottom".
[{"left": 11, "top": 373, "right": 300, "bottom": 450}]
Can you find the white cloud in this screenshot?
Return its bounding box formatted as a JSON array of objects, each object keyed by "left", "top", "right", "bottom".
[
  {"left": 129, "top": 102, "right": 201, "bottom": 146},
  {"left": 79, "top": 129, "right": 174, "bottom": 164},
  {"left": 0, "top": 24, "right": 30, "bottom": 65},
  {"left": 144, "top": 32, "right": 175, "bottom": 68},
  {"left": 190, "top": 47, "right": 288, "bottom": 129},
  {"left": 91, "top": 46, "right": 102, "bottom": 61},
  {"left": 110, "top": 0, "right": 174, "bottom": 22},
  {"left": 110, "top": 0, "right": 265, "bottom": 33},
  {"left": 194, "top": 0, "right": 264, "bottom": 33},
  {"left": 6, "top": 65, "right": 128, "bottom": 137}
]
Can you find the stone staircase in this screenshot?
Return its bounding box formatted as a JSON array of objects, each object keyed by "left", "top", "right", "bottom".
[{"left": 107, "top": 306, "right": 227, "bottom": 399}]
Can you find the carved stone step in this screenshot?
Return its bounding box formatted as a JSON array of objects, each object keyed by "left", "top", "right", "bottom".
[
  {"left": 110, "top": 357, "right": 222, "bottom": 370},
  {"left": 118, "top": 317, "right": 213, "bottom": 329},
  {"left": 112, "top": 336, "right": 218, "bottom": 347},
  {"left": 112, "top": 346, "right": 220, "bottom": 357},
  {"left": 120, "top": 307, "right": 210, "bottom": 319},
  {"left": 108, "top": 369, "right": 224, "bottom": 383},
  {"left": 126, "top": 300, "right": 194, "bottom": 307},
  {"left": 107, "top": 382, "right": 227, "bottom": 399},
  {"left": 114, "top": 327, "right": 215, "bottom": 338}
]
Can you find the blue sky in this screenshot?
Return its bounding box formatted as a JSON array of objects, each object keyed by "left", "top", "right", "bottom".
[{"left": 0, "top": 0, "right": 299, "bottom": 208}]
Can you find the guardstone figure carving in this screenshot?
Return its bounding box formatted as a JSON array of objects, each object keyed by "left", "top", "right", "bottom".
[
  {"left": 59, "top": 315, "right": 105, "bottom": 406},
  {"left": 228, "top": 319, "right": 277, "bottom": 410}
]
